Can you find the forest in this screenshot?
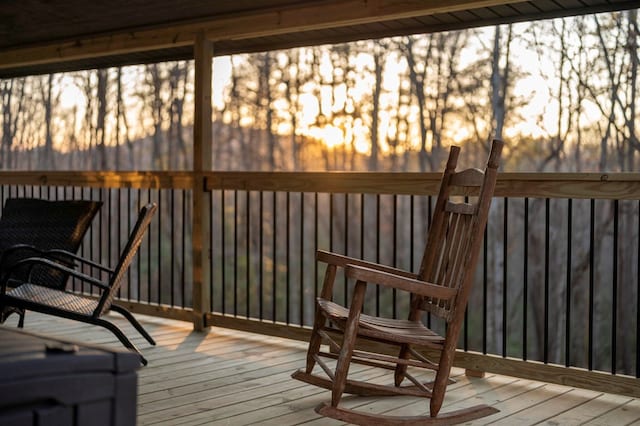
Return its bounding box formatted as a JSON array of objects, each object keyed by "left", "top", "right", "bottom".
[
  {"left": 1, "top": 10, "right": 638, "bottom": 173},
  {"left": 1, "top": 9, "right": 639, "bottom": 376}
]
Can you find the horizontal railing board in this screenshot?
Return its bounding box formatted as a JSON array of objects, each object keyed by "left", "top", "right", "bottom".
[
  {"left": 209, "top": 172, "right": 640, "bottom": 199},
  {"left": 120, "top": 300, "right": 196, "bottom": 323},
  {"left": 2, "top": 171, "right": 640, "bottom": 199},
  {"left": 0, "top": 171, "right": 193, "bottom": 189}
]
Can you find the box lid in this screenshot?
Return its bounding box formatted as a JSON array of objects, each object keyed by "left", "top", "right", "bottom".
[{"left": 0, "top": 326, "right": 141, "bottom": 381}]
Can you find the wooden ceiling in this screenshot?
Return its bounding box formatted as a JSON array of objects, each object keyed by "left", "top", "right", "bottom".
[{"left": 0, "top": 0, "right": 637, "bottom": 78}]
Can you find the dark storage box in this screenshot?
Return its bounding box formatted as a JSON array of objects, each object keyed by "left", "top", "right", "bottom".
[{"left": 0, "top": 327, "right": 140, "bottom": 426}]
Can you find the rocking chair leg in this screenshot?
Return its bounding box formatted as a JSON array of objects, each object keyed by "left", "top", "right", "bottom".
[
  {"left": 307, "top": 264, "right": 339, "bottom": 373},
  {"left": 305, "top": 309, "right": 327, "bottom": 373},
  {"left": 394, "top": 343, "right": 411, "bottom": 386},
  {"left": 430, "top": 348, "right": 456, "bottom": 416},
  {"left": 331, "top": 281, "right": 367, "bottom": 407}
]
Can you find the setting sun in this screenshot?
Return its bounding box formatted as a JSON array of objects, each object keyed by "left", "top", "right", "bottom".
[{"left": 308, "top": 124, "right": 343, "bottom": 148}]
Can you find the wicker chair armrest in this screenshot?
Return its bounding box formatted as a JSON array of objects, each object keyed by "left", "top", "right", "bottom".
[
  {"left": 1, "top": 244, "right": 113, "bottom": 274},
  {"left": 0, "top": 257, "right": 109, "bottom": 294},
  {"left": 41, "top": 249, "right": 114, "bottom": 273},
  {"left": 0, "top": 244, "right": 45, "bottom": 263}
]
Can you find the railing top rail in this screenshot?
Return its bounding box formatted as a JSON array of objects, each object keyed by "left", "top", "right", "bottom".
[
  {"left": 206, "top": 171, "right": 640, "bottom": 200},
  {"left": 1, "top": 170, "right": 640, "bottom": 200},
  {"left": 0, "top": 171, "right": 193, "bottom": 190}
]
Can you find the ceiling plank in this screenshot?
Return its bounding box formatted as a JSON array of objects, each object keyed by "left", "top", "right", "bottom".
[{"left": 0, "top": 0, "right": 526, "bottom": 71}]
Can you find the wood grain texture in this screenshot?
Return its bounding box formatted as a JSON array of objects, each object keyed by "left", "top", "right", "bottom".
[
  {"left": 194, "top": 315, "right": 640, "bottom": 400},
  {"left": 2, "top": 170, "right": 640, "bottom": 200},
  {"left": 9, "top": 312, "right": 637, "bottom": 425},
  {"left": 0, "top": 0, "right": 523, "bottom": 69}
]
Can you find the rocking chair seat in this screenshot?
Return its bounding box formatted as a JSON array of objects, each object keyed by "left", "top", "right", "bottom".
[{"left": 318, "top": 298, "right": 445, "bottom": 346}]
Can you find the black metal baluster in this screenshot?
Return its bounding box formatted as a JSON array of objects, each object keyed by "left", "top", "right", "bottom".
[
  {"left": 566, "top": 199, "right": 572, "bottom": 367},
  {"left": 128, "top": 189, "right": 134, "bottom": 300},
  {"left": 612, "top": 200, "right": 618, "bottom": 374},
  {"left": 259, "top": 191, "right": 264, "bottom": 320},
  {"left": 171, "top": 190, "right": 175, "bottom": 307},
  {"left": 146, "top": 188, "right": 152, "bottom": 303},
  {"left": 483, "top": 226, "right": 488, "bottom": 355},
  {"left": 233, "top": 190, "right": 238, "bottom": 317},
  {"left": 544, "top": 198, "right": 550, "bottom": 364},
  {"left": 183, "top": 189, "right": 187, "bottom": 309},
  {"left": 376, "top": 194, "right": 380, "bottom": 317},
  {"left": 360, "top": 193, "right": 365, "bottom": 261},
  {"left": 523, "top": 197, "right": 529, "bottom": 361},
  {"left": 157, "top": 190, "right": 162, "bottom": 305},
  {"left": 589, "top": 199, "right": 595, "bottom": 371},
  {"left": 410, "top": 195, "right": 415, "bottom": 271},
  {"left": 272, "top": 191, "right": 277, "bottom": 323},
  {"left": 503, "top": 197, "right": 508, "bottom": 357},
  {"left": 314, "top": 192, "right": 319, "bottom": 300},
  {"left": 286, "top": 191, "right": 291, "bottom": 324},
  {"left": 344, "top": 193, "right": 349, "bottom": 310},
  {"left": 392, "top": 194, "right": 397, "bottom": 319},
  {"left": 246, "top": 191, "right": 250, "bottom": 319},
  {"left": 221, "top": 190, "right": 226, "bottom": 315},
  {"left": 300, "top": 192, "right": 305, "bottom": 325},
  {"left": 637, "top": 200, "right": 640, "bottom": 378}
]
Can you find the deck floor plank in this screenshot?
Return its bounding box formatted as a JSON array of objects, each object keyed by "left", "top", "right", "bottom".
[
  {"left": 6, "top": 312, "right": 639, "bottom": 425},
  {"left": 582, "top": 399, "right": 640, "bottom": 426},
  {"left": 543, "top": 392, "right": 635, "bottom": 425}
]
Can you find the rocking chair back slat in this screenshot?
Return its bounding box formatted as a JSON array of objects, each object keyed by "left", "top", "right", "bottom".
[{"left": 417, "top": 142, "right": 501, "bottom": 321}]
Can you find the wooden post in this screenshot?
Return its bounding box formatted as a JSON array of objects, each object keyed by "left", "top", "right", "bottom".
[{"left": 192, "top": 32, "right": 213, "bottom": 331}]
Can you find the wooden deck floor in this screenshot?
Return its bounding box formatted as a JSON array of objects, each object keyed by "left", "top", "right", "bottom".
[{"left": 9, "top": 312, "right": 640, "bottom": 425}]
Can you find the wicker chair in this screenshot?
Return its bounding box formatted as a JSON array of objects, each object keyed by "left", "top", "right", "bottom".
[
  {"left": 0, "top": 203, "right": 157, "bottom": 365},
  {"left": 0, "top": 198, "right": 102, "bottom": 325}
]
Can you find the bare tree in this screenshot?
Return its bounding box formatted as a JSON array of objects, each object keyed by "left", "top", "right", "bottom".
[
  {"left": 1, "top": 78, "right": 25, "bottom": 168},
  {"left": 369, "top": 41, "right": 385, "bottom": 171},
  {"left": 39, "top": 74, "right": 55, "bottom": 169}
]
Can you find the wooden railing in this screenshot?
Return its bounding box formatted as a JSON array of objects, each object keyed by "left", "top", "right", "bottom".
[{"left": 0, "top": 171, "right": 639, "bottom": 398}]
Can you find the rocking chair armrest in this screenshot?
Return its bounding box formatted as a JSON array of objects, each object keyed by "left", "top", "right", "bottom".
[
  {"left": 344, "top": 264, "right": 458, "bottom": 300},
  {"left": 316, "top": 250, "right": 417, "bottom": 280},
  {"left": 0, "top": 257, "right": 110, "bottom": 292}
]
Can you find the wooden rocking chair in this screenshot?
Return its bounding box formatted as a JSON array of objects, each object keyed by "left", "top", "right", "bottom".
[{"left": 292, "top": 140, "right": 503, "bottom": 425}]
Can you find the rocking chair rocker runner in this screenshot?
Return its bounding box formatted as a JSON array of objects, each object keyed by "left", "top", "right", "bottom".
[
  {"left": 0, "top": 203, "right": 157, "bottom": 366},
  {"left": 292, "top": 140, "right": 504, "bottom": 425}
]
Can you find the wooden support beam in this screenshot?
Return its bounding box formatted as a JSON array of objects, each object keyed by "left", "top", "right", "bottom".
[{"left": 191, "top": 32, "right": 213, "bottom": 331}]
